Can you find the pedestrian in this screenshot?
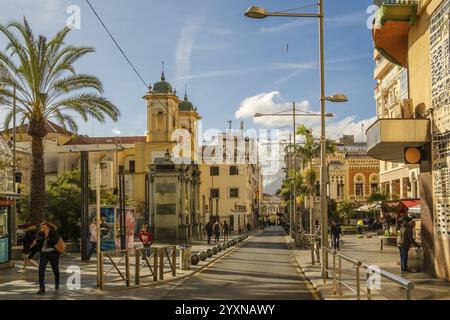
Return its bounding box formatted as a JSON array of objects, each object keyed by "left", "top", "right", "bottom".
[
  {"left": 32, "top": 222, "right": 64, "bottom": 294},
  {"left": 205, "top": 221, "right": 213, "bottom": 244},
  {"left": 17, "top": 223, "right": 39, "bottom": 273},
  {"left": 222, "top": 221, "right": 229, "bottom": 242},
  {"left": 397, "top": 218, "right": 420, "bottom": 272},
  {"left": 86, "top": 218, "right": 97, "bottom": 261},
  {"left": 330, "top": 220, "right": 343, "bottom": 251},
  {"left": 213, "top": 220, "right": 221, "bottom": 243},
  {"left": 356, "top": 218, "right": 364, "bottom": 238},
  {"left": 246, "top": 222, "right": 251, "bottom": 232},
  {"left": 138, "top": 224, "right": 153, "bottom": 260}
]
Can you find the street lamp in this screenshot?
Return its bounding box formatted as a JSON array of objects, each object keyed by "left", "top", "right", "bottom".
[{"left": 245, "top": 2, "right": 348, "bottom": 278}]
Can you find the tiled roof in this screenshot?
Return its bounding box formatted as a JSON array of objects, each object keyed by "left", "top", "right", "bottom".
[
  {"left": 1, "top": 120, "right": 73, "bottom": 135},
  {"left": 64, "top": 136, "right": 146, "bottom": 145}
]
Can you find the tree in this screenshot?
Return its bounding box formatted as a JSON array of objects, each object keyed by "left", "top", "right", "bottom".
[
  {"left": 336, "top": 200, "right": 356, "bottom": 225},
  {"left": 18, "top": 169, "right": 82, "bottom": 241},
  {"left": 295, "top": 125, "right": 335, "bottom": 230},
  {"left": 0, "top": 18, "right": 120, "bottom": 223}
]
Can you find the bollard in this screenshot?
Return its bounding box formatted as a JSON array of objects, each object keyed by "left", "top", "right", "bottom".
[
  {"left": 199, "top": 251, "right": 207, "bottom": 261},
  {"left": 356, "top": 263, "right": 361, "bottom": 300},
  {"left": 212, "top": 246, "right": 218, "bottom": 255},
  {"left": 332, "top": 251, "right": 336, "bottom": 296},
  {"left": 191, "top": 254, "right": 200, "bottom": 265},
  {"left": 172, "top": 246, "right": 177, "bottom": 276},
  {"left": 217, "top": 244, "right": 222, "bottom": 252},
  {"left": 159, "top": 248, "right": 164, "bottom": 280},
  {"left": 153, "top": 249, "right": 158, "bottom": 281},
  {"left": 206, "top": 248, "right": 213, "bottom": 258}
]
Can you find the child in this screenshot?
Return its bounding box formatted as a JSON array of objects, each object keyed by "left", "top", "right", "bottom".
[{"left": 138, "top": 224, "right": 153, "bottom": 260}]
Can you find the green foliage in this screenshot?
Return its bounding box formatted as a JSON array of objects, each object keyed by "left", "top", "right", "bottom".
[
  {"left": 336, "top": 200, "right": 356, "bottom": 224},
  {"left": 17, "top": 169, "right": 82, "bottom": 241}
]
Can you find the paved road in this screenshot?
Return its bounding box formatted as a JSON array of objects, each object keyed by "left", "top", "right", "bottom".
[{"left": 160, "top": 226, "right": 318, "bottom": 300}]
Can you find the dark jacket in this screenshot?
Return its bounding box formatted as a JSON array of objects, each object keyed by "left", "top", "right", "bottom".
[
  {"left": 397, "top": 223, "right": 419, "bottom": 248},
  {"left": 21, "top": 226, "right": 38, "bottom": 254},
  {"left": 205, "top": 222, "right": 213, "bottom": 235},
  {"left": 223, "top": 223, "right": 229, "bottom": 234},
  {"left": 33, "top": 230, "right": 60, "bottom": 254},
  {"left": 330, "top": 225, "right": 342, "bottom": 237}
]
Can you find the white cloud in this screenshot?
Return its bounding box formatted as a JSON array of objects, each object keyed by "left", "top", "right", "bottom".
[
  {"left": 235, "top": 92, "right": 377, "bottom": 141},
  {"left": 175, "top": 18, "right": 201, "bottom": 80}
]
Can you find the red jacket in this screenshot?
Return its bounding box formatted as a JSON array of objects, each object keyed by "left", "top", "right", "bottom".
[{"left": 138, "top": 231, "right": 153, "bottom": 244}]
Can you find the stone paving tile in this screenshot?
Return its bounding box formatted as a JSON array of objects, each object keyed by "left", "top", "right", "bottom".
[{"left": 0, "top": 234, "right": 249, "bottom": 300}]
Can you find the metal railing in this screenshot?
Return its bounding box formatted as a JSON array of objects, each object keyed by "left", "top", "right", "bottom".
[
  {"left": 99, "top": 249, "right": 131, "bottom": 290},
  {"left": 134, "top": 247, "right": 157, "bottom": 285},
  {"left": 374, "top": 0, "right": 420, "bottom": 5},
  {"left": 323, "top": 247, "right": 414, "bottom": 300},
  {"left": 157, "top": 245, "right": 177, "bottom": 280}
]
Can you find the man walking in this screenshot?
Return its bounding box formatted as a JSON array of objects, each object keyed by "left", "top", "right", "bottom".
[
  {"left": 205, "top": 221, "right": 213, "bottom": 244},
  {"left": 213, "top": 220, "right": 221, "bottom": 243},
  {"left": 397, "top": 218, "right": 420, "bottom": 272},
  {"left": 330, "top": 220, "right": 342, "bottom": 250}
]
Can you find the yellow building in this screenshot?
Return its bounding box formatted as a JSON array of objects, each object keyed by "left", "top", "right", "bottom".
[
  {"left": 199, "top": 131, "right": 262, "bottom": 232},
  {"left": 368, "top": 0, "right": 450, "bottom": 280}
]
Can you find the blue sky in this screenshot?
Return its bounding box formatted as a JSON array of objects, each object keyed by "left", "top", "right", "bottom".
[{"left": 0, "top": 0, "right": 376, "bottom": 141}]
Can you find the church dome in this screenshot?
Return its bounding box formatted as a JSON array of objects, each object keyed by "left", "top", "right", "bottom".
[
  {"left": 152, "top": 72, "right": 173, "bottom": 94},
  {"left": 179, "top": 93, "right": 195, "bottom": 111}
]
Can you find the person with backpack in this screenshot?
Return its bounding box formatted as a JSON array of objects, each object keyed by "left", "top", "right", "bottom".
[
  {"left": 31, "top": 222, "right": 64, "bottom": 294},
  {"left": 222, "top": 221, "right": 229, "bottom": 242},
  {"left": 213, "top": 220, "right": 221, "bottom": 243},
  {"left": 205, "top": 221, "right": 213, "bottom": 244}
]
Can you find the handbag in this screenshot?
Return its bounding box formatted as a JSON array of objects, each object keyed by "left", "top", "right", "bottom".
[{"left": 55, "top": 237, "right": 66, "bottom": 254}]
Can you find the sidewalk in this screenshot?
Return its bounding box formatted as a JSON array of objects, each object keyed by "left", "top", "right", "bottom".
[
  {"left": 286, "top": 233, "right": 450, "bottom": 300},
  {"left": 0, "top": 232, "right": 253, "bottom": 300}
]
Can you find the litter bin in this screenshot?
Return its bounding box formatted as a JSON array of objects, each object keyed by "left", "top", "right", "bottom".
[{"left": 179, "top": 245, "right": 192, "bottom": 270}]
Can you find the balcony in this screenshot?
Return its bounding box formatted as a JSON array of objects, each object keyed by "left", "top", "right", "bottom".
[
  {"left": 372, "top": 0, "right": 419, "bottom": 67},
  {"left": 366, "top": 118, "right": 431, "bottom": 163}
]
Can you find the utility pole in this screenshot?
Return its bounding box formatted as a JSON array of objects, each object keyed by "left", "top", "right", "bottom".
[
  {"left": 96, "top": 163, "right": 102, "bottom": 288},
  {"left": 11, "top": 85, "right": 17, "bottom": 246},
  {"left": 292, "top": 102, "right": 297, "bottom": 232}
]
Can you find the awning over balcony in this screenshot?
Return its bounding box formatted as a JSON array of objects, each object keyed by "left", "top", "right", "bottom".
[
  {"left": 366, "top": 118, "right": 431, "bottom": 163},
  {"left": 372, "top": 1, "right": 419, "bottom": 67}
]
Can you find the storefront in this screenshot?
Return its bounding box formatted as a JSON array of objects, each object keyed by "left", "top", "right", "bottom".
[{"left": 0, "top": 194, "right": 15, "bottom": 267}]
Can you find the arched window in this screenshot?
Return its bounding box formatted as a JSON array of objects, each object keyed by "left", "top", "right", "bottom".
[
  {"left": 354, "top": 174, "right": 365, "bottom": 197},
  {"left": 155, "top": 111, "right": 165, "bottom": 130},
  {"left": 369, "top": 173, "right": 379, "bottom": 195}
]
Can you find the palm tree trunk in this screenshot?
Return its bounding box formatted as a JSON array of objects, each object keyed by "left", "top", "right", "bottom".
[{"left": 28, "top": 119, "right": 47, "bottom": 224}]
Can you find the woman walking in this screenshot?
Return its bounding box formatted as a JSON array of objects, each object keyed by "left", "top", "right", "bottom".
[
  {"left": 32, "top": 222, "right": 62, "bottom": 294},
  {"left": 17, "top": 223, "right": 39, "bottom": 273},
  {"left": 87, "top": 218, "right": 97, "bottom": 261}
]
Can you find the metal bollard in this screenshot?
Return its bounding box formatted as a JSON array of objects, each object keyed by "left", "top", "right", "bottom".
[
  {"left": 338, "top": 257, "right": 342, "bottom": 298},
  {"left": 159, "top": 248, "right": 164, "bottom": 280}
]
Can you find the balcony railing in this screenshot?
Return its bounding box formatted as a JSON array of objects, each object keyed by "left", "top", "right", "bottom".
[{"left": 374, "top": 0, "right": 420, "bottom": 5}]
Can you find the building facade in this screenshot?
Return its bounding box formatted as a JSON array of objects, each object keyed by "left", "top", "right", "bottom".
[
  {"left": 199, "top": 131, "right": 262, "bottom": 233},
  {"left": 373, "top": 50, "right": 420, "bottom": 200},
  {"left": 306, "top": 135, "right": 380, "bottom": 226},
  {"left": 368, "top": 0, "right": 450, "bottom": 280}
]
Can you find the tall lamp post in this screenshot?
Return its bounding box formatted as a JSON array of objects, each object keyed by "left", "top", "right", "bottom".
[{"left": 246, "top": 3, "right": 348, "bottom": 277}]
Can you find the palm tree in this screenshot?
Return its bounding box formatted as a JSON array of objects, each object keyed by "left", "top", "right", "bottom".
[
  {"left": 367, "top": 190, "right": 390, "bottom": 217},
  {"left": 0, "top": 18, "right": 120, "bottom": 223},
  {"left": 295, "top": 125, "right": 335, "bottom": 231}
]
